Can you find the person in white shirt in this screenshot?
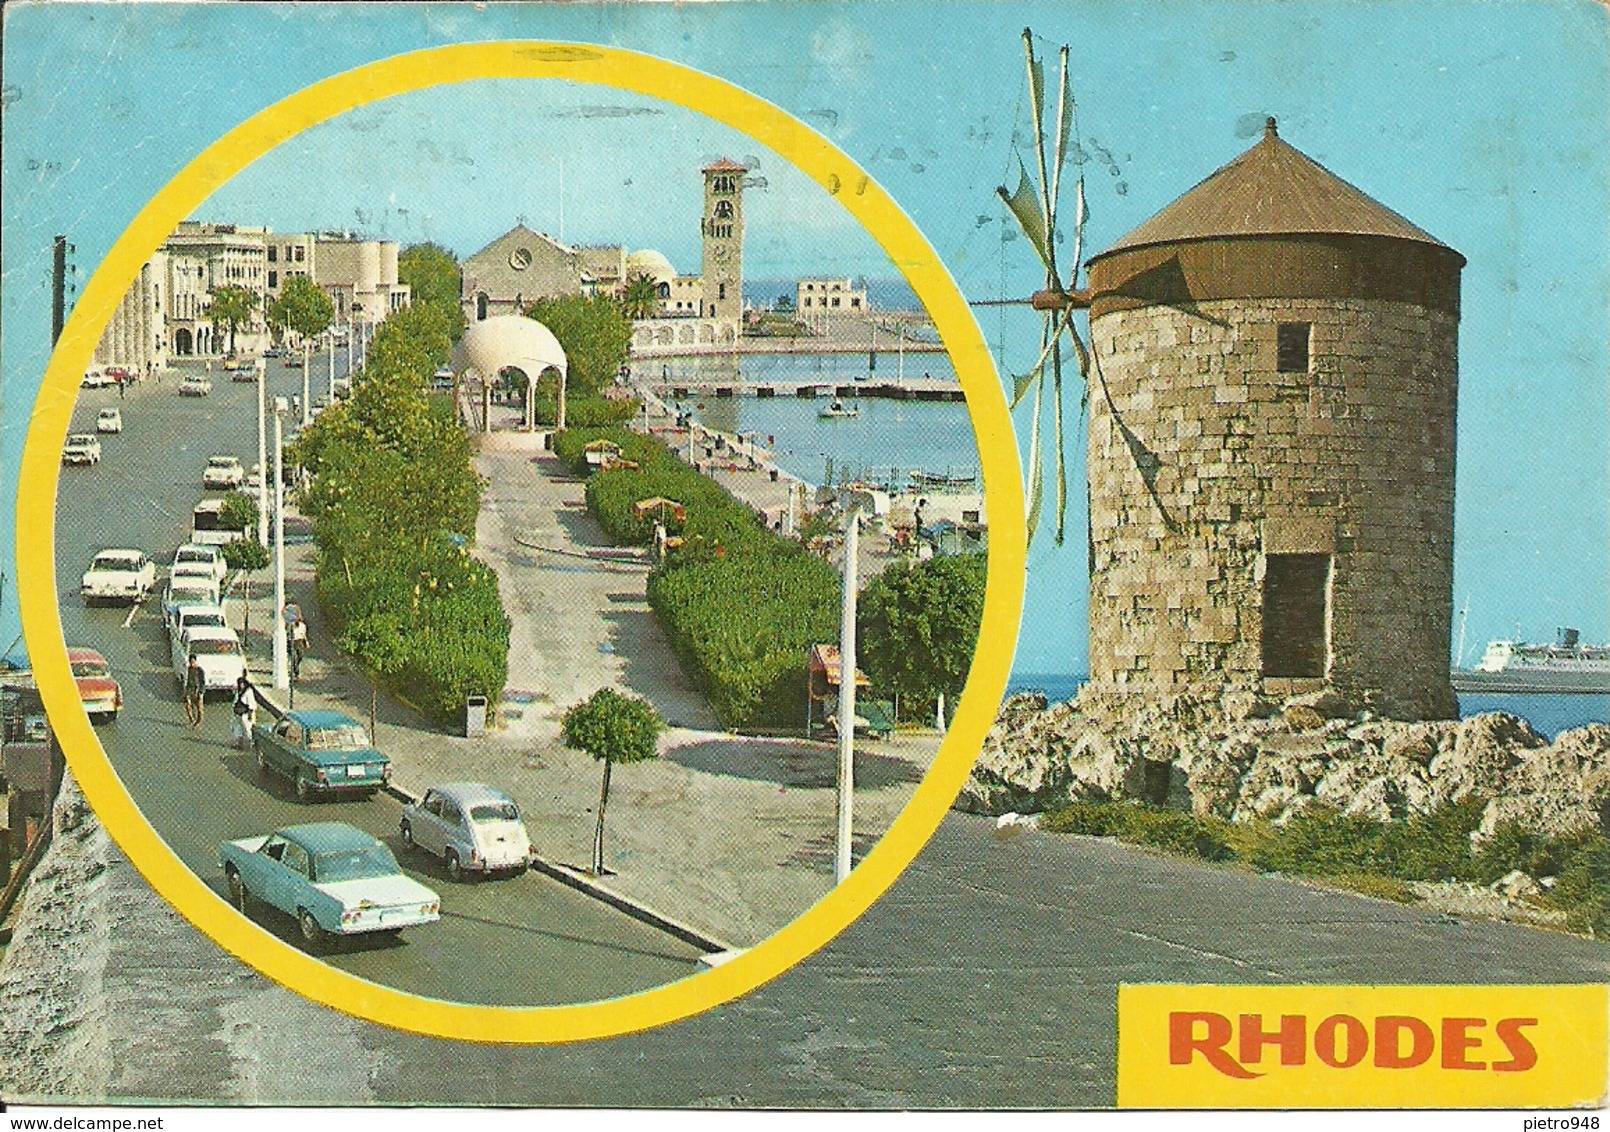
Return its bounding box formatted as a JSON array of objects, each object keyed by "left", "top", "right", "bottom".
[{"left": 230, "top": 676, "right": 258, "bottom": 750}]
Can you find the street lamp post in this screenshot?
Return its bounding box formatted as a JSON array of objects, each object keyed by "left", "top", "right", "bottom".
[
  {"left": 272, "top": 398, "right": 289, "bottom": 691},
  {"left": 255, "top": 359, "right": 268, "bottom": 548},
  {"left": 835, "top": 505, "right": 862, "bottom": 885},
  {"left": 345, "top": 324, "right": 353, "bottom": 376},
  {"left": 300, "top": 340, "right": 311, "bottom": 428},
  {"left": 326, "top": 330, "right": 336, "bottom": 404}
]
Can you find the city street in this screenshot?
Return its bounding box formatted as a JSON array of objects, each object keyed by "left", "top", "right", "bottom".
[{"left": 51, "top": 356, "right": 705, "bottom": 1005}]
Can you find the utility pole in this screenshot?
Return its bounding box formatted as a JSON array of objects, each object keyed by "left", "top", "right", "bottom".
[
  {"left": 256, "top": 360, "right": 269, "bottom": 547},
  {"left": 835, "top": 506, "right": 862, "bottom": 884},
  {"left": 51, "top": 236, "right": 68, "bottom": 345},
  {"left": 326, "top": 331, "right": 335, "bottom": 404},
  {"left": 272, "top": 401, "right": 289, "bottom": 691}
]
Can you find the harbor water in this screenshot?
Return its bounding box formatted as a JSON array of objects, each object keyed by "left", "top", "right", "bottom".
[
  {"left": 1006, "top": 673, "right": 1610, "bottom": 740},
  {"left": 660, "top": 353, "right": 979, "bottom": 489}
]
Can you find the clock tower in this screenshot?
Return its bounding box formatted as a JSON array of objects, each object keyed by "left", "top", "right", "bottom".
[{"left": 700, "top": 158, "right": 747, "bottom": 321}]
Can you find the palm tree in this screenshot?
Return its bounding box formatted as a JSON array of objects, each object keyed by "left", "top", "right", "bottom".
[
  {"left": 620, "top": 273, "right": 661, "bottom": 321},
  {"left": 209, "top": 285, "right": 260, "bottom": 357}
]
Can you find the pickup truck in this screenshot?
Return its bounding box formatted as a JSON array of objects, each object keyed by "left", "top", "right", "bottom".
[
  {"left": 81, "top": 549, "right": 155, "bottom": 603},
  {"left": 220, "top": 822, "right": 440, "bottom": 950}
]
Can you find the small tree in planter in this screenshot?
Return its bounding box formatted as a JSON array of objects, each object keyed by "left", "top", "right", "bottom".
[
  {"left": 220, "top": 536, "right": 271, "bottom": 646},
  {"left": 561, "top": 688, "right": 663, "bottom": 876}
]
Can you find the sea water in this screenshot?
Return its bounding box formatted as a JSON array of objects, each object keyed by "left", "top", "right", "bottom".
[
  {"left": 660, "top": 353, "right": 980, "bottom": 488},
  {"left": 1004, "top": 673, "right": 1610, "bottom": 740}
]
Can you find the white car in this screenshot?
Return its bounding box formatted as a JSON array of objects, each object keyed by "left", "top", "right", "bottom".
[
  {"left": 171, "top": 625, "right": 245, "bottom": 693},
  {"left": 179, "top": 377, "right": 213, "bottom": 397},
  {"left": 400, "top": 783, "right": 534, "bottom": 880},
  {"left": 172, "top": 543, "right": 228, "bottom": 585},
  {"left": 62, "top": 433, "right": 102, "bottom": 466},
  {"left": 81, "top": 369, "right": 114, "bottom": 389},
  {"left": 96, "top": 408, "right": 124, "bottom": 434},
  {"left": 170, "top": 603, "right": 228, "bottom": 644},
  {"left": 163, "top": 581, "right": 222, "bottom": 632},
  {"left": 81, "top": 549, "right": 155, "bottom": 603},
  {"left": 203, "top": 456, "right": 245, "bottom": 489}
]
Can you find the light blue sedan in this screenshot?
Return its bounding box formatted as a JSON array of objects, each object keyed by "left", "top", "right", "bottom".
[{"left": 220, "top": 822, "right": 440, "bottom": 949}]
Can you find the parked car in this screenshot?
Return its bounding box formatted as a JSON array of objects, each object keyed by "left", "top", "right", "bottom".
[
  {"left": 105, "top": 366, "right": 134, "bottom": 384},
  {"left": 62, "top": 433, "right": 102, "bottom": 466},
  {"left": 220, "top": 822, "right": 440, "bottom": 949},
  {"left": 332, "top": 377, "right": 351, "bottom": 398},
  {"left": 400, "top": 783, "right": 533, "bottom": 880},
  {"left": 81, "top": 369, "right": 113, "bottom": 389},
  {"left": 431, "top": 368, "right": 454, "bottom": 390},
  {"left": 171, "top": 543, "right": 228, "bottom": 585},
  {"left": 254, "top": 710, "right": 391, "bottom": 801},
  {"left": 203, "top": 455, "right": 245, "bottom": 489},
  {"left": 170, "top": 603, "right": 228, "bottom": 644},
  {"left": 68, "top": 647, "right": 123, "bottom": 723},
  {"left": 96, "top": 408, "right": 123, "bottom": 434},
  {"left": 231, "top": 367, "right": 260, "bottom": 383},
  {"left": 179, "top": 377, "right": 213, "bottom": 397},
  {"left": 162, "top": 583, "right": 221, "bottom": 633},
  {"left": 81, "top": 549, "right": 154, "bottom": 603},
  {"left": 221, "top": 355, "right": 249, "bottom": 372},
  {"left": 285, "top": 354, "right": 305, "bottom": 369},
  {"left": 170, "top": 625, "right": 245, "bottom": 694}
]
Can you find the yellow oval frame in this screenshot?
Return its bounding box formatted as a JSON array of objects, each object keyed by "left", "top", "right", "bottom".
[{"left": 17, "top": 41, "right": 1026, "bottom": 1043}]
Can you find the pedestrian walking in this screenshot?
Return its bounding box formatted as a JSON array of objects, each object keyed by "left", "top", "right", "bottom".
[
  {"left": 290, "top": 616, "right": 308, "bottom": 681},
  {"left": 184, "top": 655, "right": 205, "bottom": 727},
  {"left": 230, "top": 676, "right": 258, "bottom": 750},
  {"left": 116, "top": 374, "right": 126, "bottom": 399}
]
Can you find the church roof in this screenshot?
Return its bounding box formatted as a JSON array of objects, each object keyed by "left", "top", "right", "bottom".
[{"left": 1092, "top": 119, "right": 1458, "bottom": 263}]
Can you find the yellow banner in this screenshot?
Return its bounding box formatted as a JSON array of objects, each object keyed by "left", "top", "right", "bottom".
[{"left": 1118, "top": 985, "right": 1608, "bottom": 1109}]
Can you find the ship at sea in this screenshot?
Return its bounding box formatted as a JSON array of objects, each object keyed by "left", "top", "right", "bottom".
[{"left": 1451, "top": 628, "right": 1610, "bottom": 694}]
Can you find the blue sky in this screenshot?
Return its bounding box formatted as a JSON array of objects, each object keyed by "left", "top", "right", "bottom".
[{"left": 3, "top": 0, "right": 1607, "bottom": 675}]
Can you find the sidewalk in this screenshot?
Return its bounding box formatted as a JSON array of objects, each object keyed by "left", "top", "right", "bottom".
[{"left": 228, "top": 429, "right": 941, "bottom": 950}]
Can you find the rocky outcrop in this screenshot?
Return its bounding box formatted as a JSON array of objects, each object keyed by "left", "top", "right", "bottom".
[{"left": 961, "top": 689, "right": 1610, "bottom": 845}]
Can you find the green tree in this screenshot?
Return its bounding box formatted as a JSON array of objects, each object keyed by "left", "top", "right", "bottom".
[
  {"left": 523, "top": 295, "right": 632, "bottom": 401},
  {"left": 269, "top": 274, "right": 335, "bottom": 373},
  {"left": 560, "top": 689, "right": 664, "bottom": 875},
  {"left": 398, "top": 243, "right": 468, "bottom": 339},
  {"left": 219, "top": 491, "right": 259, "bottom": 533},
  {"left": 858, "top": 554, "right": 988, "bottom": 724},
  {"left": 620, "top": 273, "right": 661, "bottom": 320},
  {"left": 209, "top": 285, "right": 260, "bottom": 357},
  {"left": 221, "top": 535, "right": 271, "bottom": 648}
]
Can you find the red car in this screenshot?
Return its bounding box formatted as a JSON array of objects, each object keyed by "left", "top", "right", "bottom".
[{"left": 68, "top": 647, "right": 123, "bottom": 722}]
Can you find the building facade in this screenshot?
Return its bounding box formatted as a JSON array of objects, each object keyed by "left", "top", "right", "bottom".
[
  {"left": 1082, "top": 119, "right": 1463, "bottom": 720},
  {"left": 92, "top": 251, "right": 169, "bottom": 375},
  {"left": 314, "top": 233, "right": 410, "bottom": 327},
  {"left": 797, "top": 277, "right": 867, "bottom": 313},
  {"left": 461, "top": 225, "right": 592, "bottom": 323}
]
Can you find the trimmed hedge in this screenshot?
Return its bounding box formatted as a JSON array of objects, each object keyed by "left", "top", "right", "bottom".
[{"left": 561, "top": 425, "right": 840, "bottom": 729}]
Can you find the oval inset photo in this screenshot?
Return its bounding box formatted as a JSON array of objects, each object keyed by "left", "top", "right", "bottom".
[{"left": 20, "top": 43, "right": 1024, "bottom": 1042}]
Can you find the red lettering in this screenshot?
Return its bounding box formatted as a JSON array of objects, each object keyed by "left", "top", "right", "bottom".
[
  {"left": 1493, "top": 1018, "right": 1539, "bottom": 1073},
  {"left": 1314, "top": 1014, "right": 1369, "bottom": 1069},
  {"left": 1169, "top": 1012, "right": 1262, "bottom": 1079},
  {"left": 1238, "top": 1013, "right": 1307, "bottom": 1067},
  {"left": 1375, "top": 1016, "right": 1435, "bottom": 1068},
  {"left": 1441, "top": 1017, "right": 1487, "bottom": 1070}
]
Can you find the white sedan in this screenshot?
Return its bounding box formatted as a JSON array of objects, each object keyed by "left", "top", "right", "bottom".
[
  {"left": 179, "top": 377, "right": 213, "bottom": 397},
  {"left": 96, "top": 408, "right": 123, "bottom": 434},
  {"left": 62, "top": 433, "right": 102, "bottom": 466}
]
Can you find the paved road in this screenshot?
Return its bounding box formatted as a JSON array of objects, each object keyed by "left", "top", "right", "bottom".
[
  {"left": 51, "top": 358, "right": 704, "bottom": 1005},
  {"left": 6, "top": 804, "right": 1609, "bottom": 1106}
]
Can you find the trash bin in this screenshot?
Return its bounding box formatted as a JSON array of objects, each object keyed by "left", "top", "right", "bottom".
[
  {"left": 464, "top": 695, "right": 489, "bottom": 738},
  {"left": 769, "top": 468, "right": 780, "bottom": 482}
]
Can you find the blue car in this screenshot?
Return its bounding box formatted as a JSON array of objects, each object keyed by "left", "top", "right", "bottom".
[
  {"left": 220, "top": 822, "right": 440, "bottom": 948},
  {"left": 254, "top": 710, "right": 391, "bottom": 800}
]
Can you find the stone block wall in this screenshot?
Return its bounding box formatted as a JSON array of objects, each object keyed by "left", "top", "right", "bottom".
[{"left": 1086, "top": 296, "right": 1458, "bottom": 719}]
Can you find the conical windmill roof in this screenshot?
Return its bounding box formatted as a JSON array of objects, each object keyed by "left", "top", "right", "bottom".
[{"left": 1092, "top": 119, "right": 1460, "bottom": 262}]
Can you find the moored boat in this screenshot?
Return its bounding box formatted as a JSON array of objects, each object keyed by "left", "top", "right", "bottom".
[{"left": 1451, "top": 628, "right": 1610, "bottom": 694}]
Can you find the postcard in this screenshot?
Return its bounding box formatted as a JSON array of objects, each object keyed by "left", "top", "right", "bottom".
[{"left": 1, "top": 0, "right": 1607, "bottom": 1113}]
